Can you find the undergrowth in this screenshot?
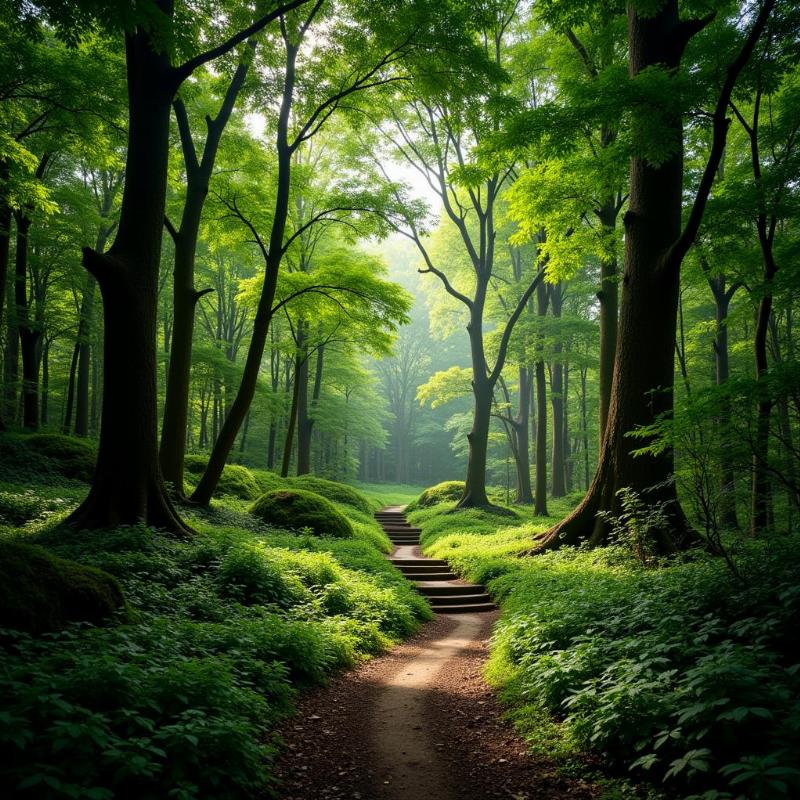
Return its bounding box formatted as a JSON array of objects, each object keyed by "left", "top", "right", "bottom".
[{"left": 408, "top": 496, "right": 800, "bottom": 800}]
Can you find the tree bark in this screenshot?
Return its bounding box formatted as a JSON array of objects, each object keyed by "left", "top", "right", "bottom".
[
  {"left": 63, "top": 340, "right": 79, "bottom": 433},
  {"left": 597, "top": 197, "right": 619, "bottom": 442},
  {"left": 297, "top": 336, "right": 323, "bottom": 475},
  {"left": 0, "top": 163, "right": 10, "bottom": 431},
  {"left": 281, "top": 354, "right": 301, "bottom": 478},
  {"left": 66, "top": 18, "right": 189, "bottom": 533}
]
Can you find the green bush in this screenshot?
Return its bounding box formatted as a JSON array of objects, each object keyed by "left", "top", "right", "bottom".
[
  {"left": 412, "top": 480, "right": 465, "bottom": 509},
  {"left": 249, "top": 489, "right": 354, "bottom": 538},
  {"left": 291, "top": 475, "right": 373, "bottom": 514},
  {"left": 0, "top": 488, "right": 71, "bottom": 527},
  {"left": 0, "top": 539, "right": 127, "bottom": 633},
  {"left": 24, "top": 434, "right": 97, "bottom": 482}
]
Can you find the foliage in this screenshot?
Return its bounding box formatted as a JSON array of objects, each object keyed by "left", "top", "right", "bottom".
[
  {"left": 411, "top": 503, "right": 800, "bottom": 799},
  {"left": 0, "top": 472, "right": 429, "bottom": 798},
  {"left": 249, "top": 489, "right": 354, "bottom": 538}
]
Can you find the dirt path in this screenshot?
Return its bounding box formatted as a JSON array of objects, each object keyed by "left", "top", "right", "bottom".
[{"left": 274, "top": 611, "right": 598, "bottom": 800}]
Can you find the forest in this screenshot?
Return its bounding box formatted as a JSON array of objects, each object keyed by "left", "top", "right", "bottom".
[{"left": 0, "top": 0, "right": 798, "bottom": 798}]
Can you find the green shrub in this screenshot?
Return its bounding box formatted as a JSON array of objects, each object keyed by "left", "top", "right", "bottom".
[
  {"left": 249, "top": 489, "right": 354, "bottom": 538},
  {"left": 0, "top": 540, "right": 127, "bottom": 632},
  {"left": 412, "top": 480, "right": 465, "bottom": 509},
  {"left": 24, "top": 434, "right": 97, "bottom": 482},
  {"left": 0, "top": 488, "right": 71, "bottom": 527},
  {"left": 290, "top": 475, "right": 373, "bottom": 514},
  {"left": 217, "top": 542, "right": 311, "bottom": 608}
]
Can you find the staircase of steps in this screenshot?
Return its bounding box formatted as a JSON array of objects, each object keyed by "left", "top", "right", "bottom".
[{"left": 376, "top": 507, "right": 495, "bottom": 614}]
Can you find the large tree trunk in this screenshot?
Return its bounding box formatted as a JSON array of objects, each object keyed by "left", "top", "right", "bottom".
[
  {"left": 14, "top": 212, "right": 41, "bottom": 430},
  {"left": 281, "top": 354, "right": 301, "bottom": 478},
  {"left": 541, "top": 1, "right": 702, "bottom": 551},
  {"left": 40, "top": 339, "right": 49, "bottom": 425},
  {"left": 66, "top": 22, "right": 188, "bottom": 533},
  {"left": 534, "top": 281, "right": 549, "bottom": 515},
  {"left": 3, "top": 275, "right": 18, "bottom": 425},
  {"left": 63, "top": 341, "right": 80, "bottom": 433}
]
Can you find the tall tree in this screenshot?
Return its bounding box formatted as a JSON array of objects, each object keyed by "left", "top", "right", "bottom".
[{"left": 541, "top": 0, "right": 775, "bottom": 550}]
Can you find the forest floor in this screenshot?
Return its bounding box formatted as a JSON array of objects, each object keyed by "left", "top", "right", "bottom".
[{"left": 275, "top": 609, "right": 598, "bottom": 800}]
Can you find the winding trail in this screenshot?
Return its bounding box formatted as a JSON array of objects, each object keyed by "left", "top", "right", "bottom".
[{"left": 274, "top": 508, "right": 598, "bottom": 800}]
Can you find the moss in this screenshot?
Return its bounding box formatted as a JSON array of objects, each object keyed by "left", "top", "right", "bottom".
[
  {"left": 249, "top": 489, "right": 354, "bottom": 538},
  {"left": 24, "top": 433, "right": 97, "bottom": 482},
  {"left": 216, "top": 465, "right": 261, "bottom": 500},
  {"left": 290, "top": 475, "right": 373, "bottom": 514},
  {"left": 183, "top": 454, "right": 208, "bottom": 476},
  {"left": 251, "top": 469, "right": 287, "bottom": 493},
  {"left": 0, "top": 540, "right": 127, "bottom": 633},
  {"left": 412, "top": 480, "right": 466, "bottom": 509},
  {"left": 183, "top": 458, "right": 261, "bottom": 500}
]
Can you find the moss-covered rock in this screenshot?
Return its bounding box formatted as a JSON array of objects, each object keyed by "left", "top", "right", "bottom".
[
  {"left": 216, "top": 464, "right": 261, "bottom": 500},
  {"left": 183, "top": 454, "right": 208, "bottom": 476},
  {"left": 414, "top": 480, "right": 465, "bottom": 509},
  {"left": 0, "top": 540, "right": 127, "bottom": 633},
  {"left": 25, "top": 434, "right": 97, "bottom": 482},
  {"left": 183, "top": 458, "right": 261, "bottom": 500},
  {"left": 290, "top": 475, "right": 373, "bottom": 514},
  {"left": 249, "top": 489, "right": 354, "bottom": 538}
]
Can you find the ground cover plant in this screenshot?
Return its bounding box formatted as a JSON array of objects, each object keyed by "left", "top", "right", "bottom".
[
  {"left": 408, "top": 495, "right": 800, "bottom": 799},
  {"left": 0, "top": 446, "right": 429, "bottom": 799}
]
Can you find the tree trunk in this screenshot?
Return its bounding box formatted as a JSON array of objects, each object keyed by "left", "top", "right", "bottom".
[
  {"left": 159, "top": 49, "right": 252, "bottom": 495},
  {"left": 281, "top": 355, "right": 301, "bottom": 478},
  {"left": 597, "top": 197, "right": 619, "bottom": 442},
  {"left": 3, "top": 271, "right": 18, "bottom": 424},
  {"left": 550, "top": 283, "right": 566, "bottom": 497},
  {"left": 40, "top": 339, "right": 49, "bottom": 425},
  {"left": 0, "top": 164, "right": 10, "bottom": 431},
  {"left": 709, "top": 274, "right": 740, "bottom": 528},
  {"left": 457, "top": 289, "right": 491, "bottom": 507},
  {"left": 541, "top": 1, "right": 702, "bottom": 551},
  {"left": 14, "top": 212, "right": 40, "bottom": 430},
  {"left": 66, "top": 20, "right": 189, "bottom": 533},
  {"left": 751, "top": 292, "right": 773, "bottom": 533},
  {"left": 534, "top": 281, "right": 549, "bottom": 515},
  {"left": 63, "top": 341, "right": 79, "bottom": 433},
  {"left": 192, "top": 40, "right": 299, "bottom": 506},
  {"left": 514, "top": 366, "right": 534, "bottom": 503},
  {"left": 74, "top": 276, "right": 96, "bottom": 437},
  {"left": 298, "top": 337, "right": 323, "bottom": 475}
]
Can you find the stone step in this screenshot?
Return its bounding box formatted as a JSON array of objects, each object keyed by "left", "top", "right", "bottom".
[
  {"left": 416, "top": 583, "right": 486, "bottom": 597},
  {"left": 431, "top": 602, "right": 496, "bottom": 614},
  {"left": 389, "top": 537, "right": 419, "bottom": 543},
  {"left": 391, "top": 558, "right": 448, "bottom": 567},
  {"left": 428, "top": 592, "right": 492, "bottom": 606},
  {"left": 381, "top": 525, "right": 421, "bottom": 532},
  {"left": 396, "top": 563, "right": 447, "bottom": 572},
  {"left": 406, "top": 572, "right": 457, "bottom": 580}
]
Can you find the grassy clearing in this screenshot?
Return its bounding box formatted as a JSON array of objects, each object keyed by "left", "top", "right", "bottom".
[
  {"left": 407, "top": 494, "right": 800, "bottom": 800},
  {"left": 0, "top": 435, "right": 431, "bottom": 800},
  {"left": 354, "top": 482, "right": 426, "bottom": 507}
]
